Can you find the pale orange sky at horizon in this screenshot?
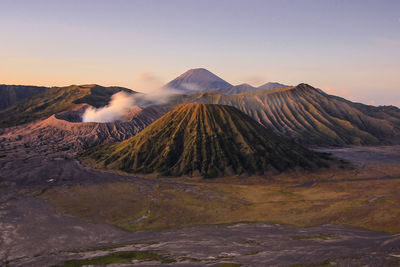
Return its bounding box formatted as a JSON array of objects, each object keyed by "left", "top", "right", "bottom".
[{"left": 1, "top": 0, "right": 399, "bottom": 107}]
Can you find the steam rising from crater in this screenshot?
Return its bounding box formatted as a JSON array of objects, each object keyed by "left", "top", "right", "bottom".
[
  {"left": 82, "top": 92, "right": 135, "bottom": 123},
  {"left": 82, "top": 87, "right": 178, "bottom": 123}
]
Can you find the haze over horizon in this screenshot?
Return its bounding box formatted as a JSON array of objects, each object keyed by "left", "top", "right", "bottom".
[{"left": 1, "top": 0, "right": 399, "bottom": 106}]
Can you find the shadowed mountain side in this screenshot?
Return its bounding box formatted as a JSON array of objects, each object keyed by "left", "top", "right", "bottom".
[
  {"left": 81, "top": 103, "right": 331, "bottom": 177},
  {"left": 0, "top": 84, "right": 50, "bottom": 111},
  {"left": 170, "top": 84, "right": 400, "bottom": 146},
  {"left": 0, "top": 84, "right": 136, "bottom": 128}
]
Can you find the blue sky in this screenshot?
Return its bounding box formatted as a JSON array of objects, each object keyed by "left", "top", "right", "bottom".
[{"left": 0, "top": 0, "right": 399, "bottom": 106}]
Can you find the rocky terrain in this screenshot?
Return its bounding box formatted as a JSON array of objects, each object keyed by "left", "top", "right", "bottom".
[
  {"left": 0, "top": 104, "right": 165, "bottom": 155},
  {"left": 1, "top": 143, "right": 400, "bottom": 266}
]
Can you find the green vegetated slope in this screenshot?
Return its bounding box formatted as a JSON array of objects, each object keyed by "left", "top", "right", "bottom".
[
  {"left": 81, "top": 103, "right": 330, "bottom": 177},
  {"left": 172, "top": 84, "right": 400, "bottom": 146},
  {"left": 0, "top": 84, "right": 135, "bottom": 127},
  {"left": 0, "top": 84, "right": 50, "bottom": 110}
]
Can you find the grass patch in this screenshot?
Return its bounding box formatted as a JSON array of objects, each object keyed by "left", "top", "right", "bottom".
[
  {"left": 291, "top": 233, "right": 336, "bottom": 240},
  {"left": 245, "top": 251, "right": 260, "bottom": 255},
  {"left": 39, "top": 161, "right": 400, "bottom": 234},
  {"left": 387, "top": 257, "right": 400, "bottom": 267},
  {"left": 54, "top": 250, "right": 175, "bottom": 267}
]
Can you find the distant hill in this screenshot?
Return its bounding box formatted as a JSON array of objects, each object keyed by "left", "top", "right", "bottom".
[
  {"left": 165, "top": 68, "right": 290, "bottom": 95},
  {"left": 257, "top": 82, "right": 289, "bottom": 90},
  {"left": 0, "top": 84, "right": 136, "bottom": 128},
  {"left": 215, "top": 82, "right": 289, "bottom": 95},
  {"left": 170, "top": 84, "right": 400, "bottom": 146},
  {"left": 81, "top": 103, "right": 330, "bottom": 177},
  {"left": 0, "top": 84, "right": 50, "bottom": 110},
  {"left": 214, "top": 83, "right": 257, "bottom": 94},
  {"left": 164, "top": 68, "right": 232, "bottom": 94}
]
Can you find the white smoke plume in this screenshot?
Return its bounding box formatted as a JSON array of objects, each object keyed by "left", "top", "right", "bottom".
[
  {"left": 135, "top": 86, "right": 180, "bottom": 105},
  {"left": 82, "top": 91, "right": 136, "bottom": 123},
  {"left": 82, "top": 87, "right": 179, "bottom": 123},
  {"left": 180, "top": 83, "right": 202, "bottom": 93}
]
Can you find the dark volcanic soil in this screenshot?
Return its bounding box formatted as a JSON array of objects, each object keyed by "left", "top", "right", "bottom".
[
  {"left": 318, "top": 146, "right": 400, "bottom": 165},
  {"left": 6, "top": 216, "right": 400, "bottom": 266},
  {"left": 1, "top": 144, "right": 400, "bottom": 266}
]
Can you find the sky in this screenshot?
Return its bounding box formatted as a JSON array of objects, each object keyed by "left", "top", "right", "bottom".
[{"left": 0, "top": 0, "right": 399, "bottom": 106}]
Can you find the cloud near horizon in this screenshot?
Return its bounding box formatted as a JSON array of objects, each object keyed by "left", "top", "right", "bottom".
[{"left": 375, "top": 38, "right": 400, "bottom": 46}]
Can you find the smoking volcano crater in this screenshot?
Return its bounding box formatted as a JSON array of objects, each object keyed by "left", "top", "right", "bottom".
[{"left": 0, "top": 103, "right": 165, "bottom": 154}]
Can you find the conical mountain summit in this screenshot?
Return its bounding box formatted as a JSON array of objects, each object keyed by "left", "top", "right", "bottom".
[
  {"left": 164, "top": 68, "right": 232, "bottom": 94},
  {"left": 82, "top": 103, "right": 331, "bottom": 177}
]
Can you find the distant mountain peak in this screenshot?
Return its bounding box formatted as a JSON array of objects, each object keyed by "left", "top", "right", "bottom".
[
  {"left": 257, "top": 82, "right": 289, "bottom": 90},
  {"left": 80, "top": 84, "right": 99, "bottom": 88},
  {"left": 185, "top": 68, "right": 213, "bottom": 73},
  {"left": 164, "top": 68, "right": 232, "bottom": 94},
  {"left": 293, "top": 83, "right": 326, "bottom": 94},
  {"left": 213, "top": 83, "right": 257, "bottom": 95},
  {"left": 237, "top": 83, "right": 254, "bottom": 87},
  {"left": 216, "top": 81, "right": 289, "bottom": 95},
  {"left": 176, "top": 68, "right": 227, "bottom": 82}
]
